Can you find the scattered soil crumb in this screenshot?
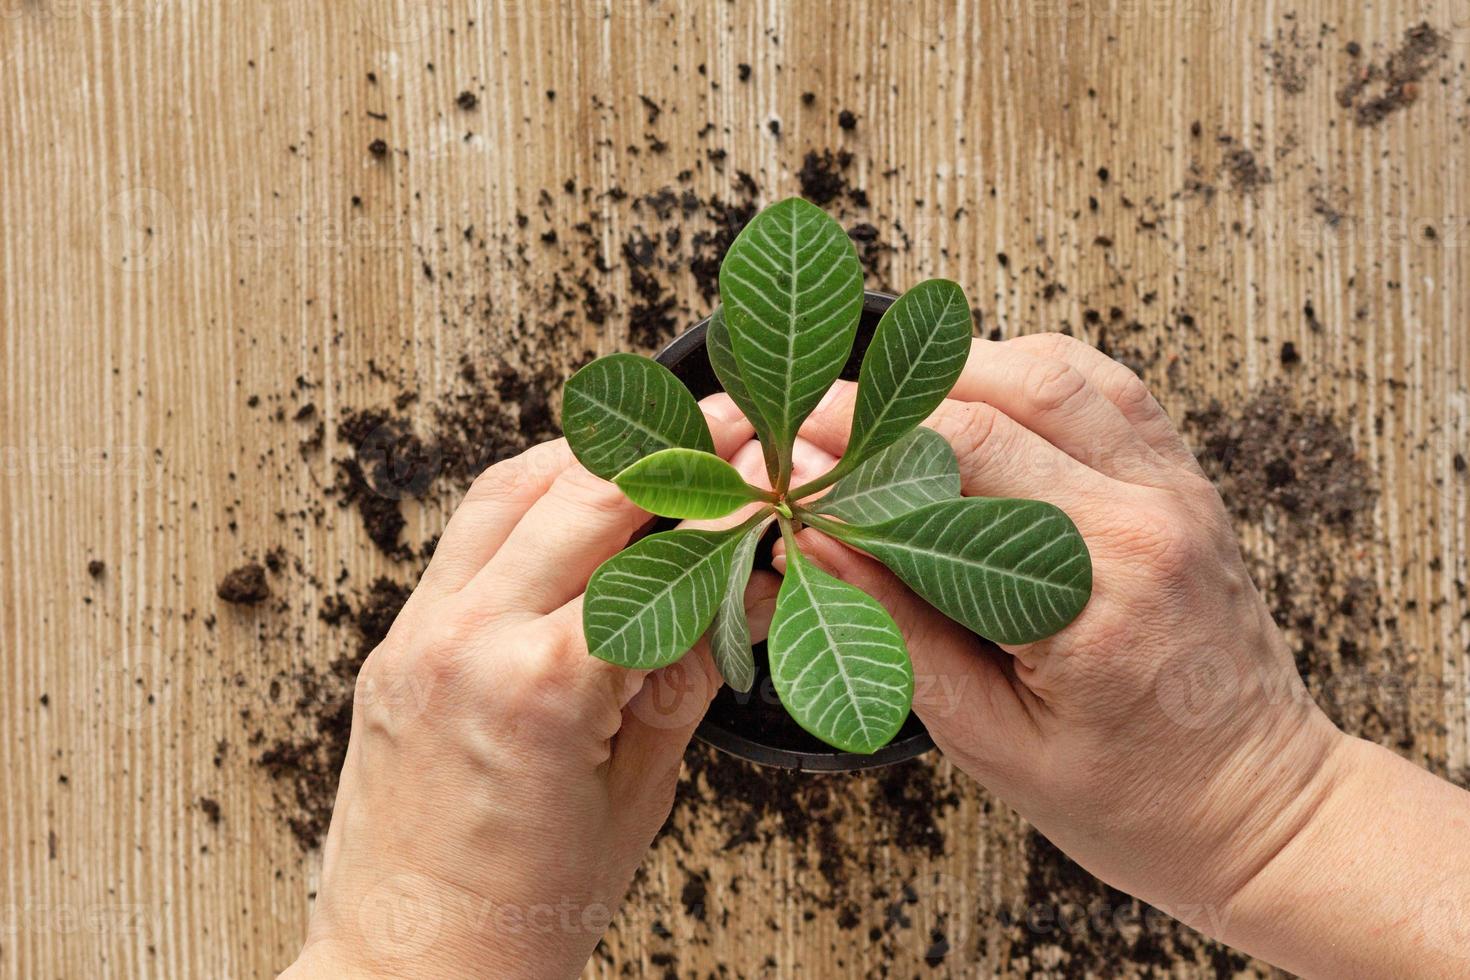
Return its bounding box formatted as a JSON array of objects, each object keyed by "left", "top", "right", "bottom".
[
  {"left": 198, "top": 797, "right": 222, "bottom": 825},
  {"left": 797, "top": 149, "right": 856, "bottom": 206},
  {"left": 217, "top": 563, "right": 270, "bottom": 605},
  {"left": 87, "top": 560, "right": 106, "bottom": 579},
  {"left": 1336, "top": 22, "right": 1447, "bottom": 127}
]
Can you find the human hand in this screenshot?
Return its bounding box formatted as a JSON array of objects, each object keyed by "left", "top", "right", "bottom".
[
  {"left": 281, "top": 396, "right": 777, "bottom": 980},
  {"left": 791, "top": 333, "right": 1346, "bottom": 928}
]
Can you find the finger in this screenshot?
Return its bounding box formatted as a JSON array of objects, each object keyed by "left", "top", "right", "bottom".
[
  {"left": 1006, "top": 332, "right": 1201, "bottom": 472},
  {"left": 606, "top": 644, "right": 721, "bottom": 842},
  {"left": 603, "top": 571, "right": 780, "bottom": 837},
  {"left": 949, "top": 339, "right": 1173, "bottom": 484},
  {"left": 782, "top": 529, "right": 1041, "bottom": 777},
  {"left": 416, "top": 439, "right": 575, "bottom": 599},
  {"left": 467, "top": 396, "right": 756, "bottom": 616},
  {"left": 799, "top": 381, "right": 1112, "bottom": 508},
  {"left": 728, "top": 434, "right": 837, "bottom": 493}
]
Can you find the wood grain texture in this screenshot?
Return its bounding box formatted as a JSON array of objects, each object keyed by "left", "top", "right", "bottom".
[{"left": 2, "top": 1, "right": 1466, "bottom": 977}]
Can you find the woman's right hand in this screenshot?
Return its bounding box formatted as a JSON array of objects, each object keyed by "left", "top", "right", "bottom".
[{"left": 792, "top": 333, "right": 1470, "bottom": 977}]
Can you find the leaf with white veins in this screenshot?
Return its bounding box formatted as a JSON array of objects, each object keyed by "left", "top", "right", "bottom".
[
  {"left": 584, "top": 524, "right": 749, "bottom": 669},
  {"left": 708, "top": 517, "right": 772, "bottom": 692},
  {"left": 563, "top": 353, "right": 715, "bottom": 480},
  {"left": 804, "top": 427, "right": 960, "bottom": 525},
  {"left": 768, "top": 528, "right": 914, "bottom": 753},
  {"left": 614, "top": 449, "right": 766, "bottom": 520},
  {"left": 825, "top": 498, "right": 1092, "bottom": 645},
  {"left": 707, "top": 305, "right": 780, "bottom": 482},
  {"left": 845, "top": 278, "right": 972, "bottom": 466},
  {"left": 719, "top": 197, "right": 863, "bottom": 486}
]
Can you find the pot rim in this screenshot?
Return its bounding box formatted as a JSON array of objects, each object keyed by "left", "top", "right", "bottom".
[{"left": 655, "top": 290, "right": 937, "bottom": 772}]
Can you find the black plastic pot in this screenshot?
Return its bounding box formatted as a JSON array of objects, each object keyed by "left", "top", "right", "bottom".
[{"left": 654, "top": 291, "right": 936, "bottom": 771}]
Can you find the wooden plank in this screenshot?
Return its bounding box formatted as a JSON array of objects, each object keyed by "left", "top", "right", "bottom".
[{"left": 2, "top": 2, "right": 1465, "bottom": 977}]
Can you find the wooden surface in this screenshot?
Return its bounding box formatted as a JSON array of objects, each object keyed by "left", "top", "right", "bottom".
[{"left": 3, "top": 1, "right": 1468, "bottom": 976}]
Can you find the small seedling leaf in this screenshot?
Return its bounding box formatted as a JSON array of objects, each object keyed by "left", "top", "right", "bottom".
[
  {"left": 614, "top": 448, "right": 766, "bottom": 520},
  {"left": 584, "top": 524, "right": 749, "bottom": 669},
  {"left": 845, "top": 278, "right": 972, "bottom": 466},
  {"left": 708, "top": 517, "right": 772, "bottom": 692},
  {"left": 719, "top": 197, "right": 863, "bottom": 487},
  {"left": 767, "top": 530, "right": 914, "bottom": 754},
  {"left": 805, "top": 427, "right": 960, "bottom": 525},
  {"left": 829, "top": 498, "right": 1092, "bottom": 645},
  {"left": 563, "top": 353, "right": 715, "bottom": 479},
  {"left": 707, "top": 305, "right": 780, "bottom": 482}
]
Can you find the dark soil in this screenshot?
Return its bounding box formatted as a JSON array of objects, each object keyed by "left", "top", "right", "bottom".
[
  {"left": 1336, "top": 22, "right": 1447, "bottom": 126},
  {"left": 217, "top": 563, "right": 270, "bottom": 605},
  {"left": 256, "top": 576, "right": 412, "bottom": 849},
  {"left": 1186, "top": 382, "right": 1375, "bottom": 531},
  {"left": 797, "top": 149, "right": 855, "bottom": 206},
  {"left": 87, "top": 560, "right": 105, "bottom": 579}
]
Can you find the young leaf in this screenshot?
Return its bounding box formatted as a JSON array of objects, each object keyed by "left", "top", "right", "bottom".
[
  {"left": 844, "top": 278, "right": 972, "bottom": 466},
  {"left": 719, "top": 197, "right": 863, "bottom": 487},
  {"left": 822, "top": 499, "right": 1092, "bottom": 645},
  {"left": 708, "top": 517, "right": 773, "bottom": 693},
  {"left": 563, "top": 353, "right": 715, "bottom": 479},
  {"left": 584, "top": 524, "right": 749, "bottom": 669},
  {"left": 803, "top": 427, "right": 960, "bottom": 525},
  {"left": 707, "top": 306, "right": 780, "bottom": 482},
  {"left": 613, "top": 448, "right": 766, "bottom": 520},
  {"left": 767, "top": 524, "right": 914, "bottom": 754}
]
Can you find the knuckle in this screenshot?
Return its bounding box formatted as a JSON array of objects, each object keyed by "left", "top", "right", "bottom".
[
  {"left": 1109, "top": 370, "right": 1156, "bottom": 414},
  {"left": 1023, "top": 330, "right": 1080, "bottom": 360},
  {"left": 466, "top": 456, "right": 529, "bottom": 505},
  {"left": 1132, "top": 518, "right": 1204, "bottom": 583},
  {"left": 1023, "top": 358, "right": 1089, "bottom": 415},
  {"left": 556, "top": 464, "right": 635, "bottom": 516},
  {"left": 940, "top": 402, "right": 1004, "bottom": 466}
]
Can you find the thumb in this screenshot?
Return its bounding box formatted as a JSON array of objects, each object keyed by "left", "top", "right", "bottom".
[
  {"left": 605, "top": 572, "right": 779, "bottom": 840},
  {"left": 778, "top": 528, "right": 1041, "bottom": 778}
]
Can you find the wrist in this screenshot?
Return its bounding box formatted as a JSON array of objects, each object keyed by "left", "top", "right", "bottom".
[{"left": 1211, "top": 732, "right": 1470, "bottom": 977}]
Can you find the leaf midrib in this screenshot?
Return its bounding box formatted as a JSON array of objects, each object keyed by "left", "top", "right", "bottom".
[
  {"left": 572, "top": 388, "right": 690, "bottom": 453},
  {"left": 789, "top": 557, "right": 873, "bottom": 742},
  {"left": 593, "top": 536, "right": 730, "bottom": 647},
  {"left": 850, "top": 286, "right": 964, "bottom": 459},
  {"left": 853, "top": 532, "right": 1089, "bottom": 594}
]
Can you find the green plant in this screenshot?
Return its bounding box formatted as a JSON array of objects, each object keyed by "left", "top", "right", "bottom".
[{"left": 563, "top": 197, "right": 1092, "bottom": 754}]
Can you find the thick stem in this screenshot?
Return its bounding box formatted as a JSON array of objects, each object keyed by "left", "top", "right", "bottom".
[
  {"left": 786, "top": 456, "right": 853, "bottom": 503},
  {"left": 790, "top": 507, "right": 861, "bottom": 543}
]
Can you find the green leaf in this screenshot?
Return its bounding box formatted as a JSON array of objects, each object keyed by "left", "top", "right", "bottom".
[
  {"left": 719, "top": 197, "right": 863, "bottom": 487},
  {"left": 767, "top": 526, "right": 914, "bottom": 754},
  {"left": 562, "top": 353, "right": 715, "bottom": 480},
  {"left": 804, "top": 427, "right": 960, "bottom": 524},
  {"left": 708, "top": 517, "right": 772, "bottom": 693},
  {"left": 825, "top": 499, "right": 1092, "bottom": 645},
  {"left": 845, "top": 278, "right": 973, "bottom": 465},
  {"left": 613, "top": 448, "right": 766, "bottom": 520},
  {"left": 707, "top": 305, "right": 780, "bottom": 482},
  {"left": 584, "top": 524, "right": 748, "bottom": 669}
]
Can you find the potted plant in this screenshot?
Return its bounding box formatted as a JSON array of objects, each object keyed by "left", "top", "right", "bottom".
[{"left": 563, "top": 198, "right": 1092, "bottom": 769}]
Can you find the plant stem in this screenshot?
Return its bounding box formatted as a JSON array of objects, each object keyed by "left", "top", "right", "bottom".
[
  {"left": 790, "top": 507, "right": 862, "bottom": 543},
  {"left": 787, "top": 456, "right": 853, "bottom": 503},
  {"left": 749, "top": 484, "right": 781, "bottom": 504},
  {"left": 776, "top": 512, "right": 799, "bottom": 554}
]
